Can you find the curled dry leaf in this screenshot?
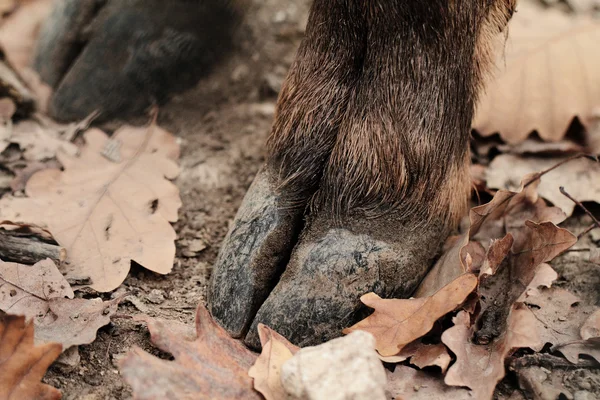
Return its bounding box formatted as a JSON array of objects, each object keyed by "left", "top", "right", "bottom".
[
  {"left": 0, "top": 258, "right": 121, "bottom": 349},
  {"left": 487, "top": 154, "right": 600, "bottom": 215},
  {"left": 409, "top": 343, "right": 452, "bottom": 374},
  {"left": 442, "top": 308, "right": 540, "bottom": 400},
  {"left": 120, "top": 306, "right": 261, "bottom": 400},
  {"left": 416, "top": 176, "right": 569, "bottom": 296},
  {"left": 0, "top": 314, "right": 61, "bottom": 400},
  {"left": 344, "top": 273, "right": 477, "bottom": 357},
  {"left": 0, "top": 123, "right": 182, "bottom": 291},
  {"left": 248, "top": 324, "right": 299, "bottom": 400},
  {"left": 385, "top": 366, "right": 472, "bottom": 400},
  {"left": 474, "top": 2, "right": 600, "bottom": 143}
]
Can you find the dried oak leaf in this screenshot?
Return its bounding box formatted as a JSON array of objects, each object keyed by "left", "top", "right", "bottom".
[
  {"left": 487, "top": 154, "right": 600, "bottom": 215},
  {"left": 0, "top": 314, "right": 61, "bottom": 400},
  {"left": 248, "top": 324, "right": 299, "bottom": 400},
  {"left": 581, "top": 309, "right": 600, "bottom": 339},
  {"left": 409, "top": 343, "right": 452, "bottom": 374},
  {"left": 0, "top": 258, "right": 121, "bottom": 349},
  {"left": 385, "top": 366, "right": 472, "bottom": 400},
  {"left": 474, "top": 2, "right": 600, "bottom": 143},
  {"left": 0, "top": 123, "right": 181, "bottom": 292},
  {"left": 120, "top": 306, "right": 261, "bottom": 400},
  {"left": 442, "top": 308, "right": 540, "bottom": 400},
  {"left": 525, "top": 287, "right": 599, "bottom": 362},
  {"left": 344, "top": 273, "right": 477, "bottom": 357},
  {"left": 416, "top": 176, "right": 568, "bottom": 296}
]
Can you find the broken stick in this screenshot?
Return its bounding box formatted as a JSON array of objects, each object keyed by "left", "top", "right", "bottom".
[{"left": 0, "top": 229, "right": 66, "bottom": 264}]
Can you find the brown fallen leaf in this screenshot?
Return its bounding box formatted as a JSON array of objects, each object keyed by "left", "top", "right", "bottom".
[
  {"left": 248, "top": 324, "right": 299, "bottom": 400},
  {"left": 120, "top": 306, "right": 261, "bottom": 400},
  {"left": 344, "top": 273, "right": 477, "bottom": 357},
  {"left": 385, "top": 366, "right": 472, "bottom": 400},
  {"left": 377, "top": 339, "right": 424, "bottom": 364},
  {"left": 0, "top": 123, "right": 182, "bottom": 291},
  {"left": 409, "top": 343, "right": 452, "bottom": 374},
  {"left": 0, "top": 0, "right": 53, "bottom": 69},
  {"left": 416, "top": 176, "right": 568, "bottom": 296},
  {"left": 0, "top": 314, "right": 61, "bottom": 400},
  {"left": 0, "top": 258, "right": 121, "bottom": 349},
  {"left": 442, "top": 308, "right": 540, "bottom": 400},
  {"left": 474, "top": 2, "right": 600, "bottom": 143}
]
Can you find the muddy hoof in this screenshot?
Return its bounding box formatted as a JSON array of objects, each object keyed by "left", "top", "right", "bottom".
[
  {"left": 209, "top": 170, "right": 449, "bottom": 349},
  {"left": 32, "top": 0, "right": 240, "bottom": 121}
]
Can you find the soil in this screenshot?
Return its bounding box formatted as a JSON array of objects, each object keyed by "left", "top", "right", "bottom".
[{"left": 39, "top": 0, "right": 600, "bottom": 399}]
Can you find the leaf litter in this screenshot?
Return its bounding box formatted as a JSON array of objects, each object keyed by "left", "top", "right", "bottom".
[
  {"left": 0, "top": 122, "right": 182, "bottom": 292},
  {"left": 0, "top": 0, "right": 599, "bottom": 399}
]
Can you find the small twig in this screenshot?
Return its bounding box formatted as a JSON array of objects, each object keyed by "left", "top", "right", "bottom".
[
  {"left": 564, "top": 248, "right": 591, "bottom": 253},
  {"left": 523, "top": 153, "right": 598, "bottom": 188},
  {"left": 111, "top": 313, "right": 133, "bottom": 320},
  {"left": 510, "top": 353, "right": 599, "bottom": 371},
  {"left": 560, "top": 187, "right": 600, "bottom": 235},
  {"left": 578, "top": 223, "right": 598, "bottom": 239}
]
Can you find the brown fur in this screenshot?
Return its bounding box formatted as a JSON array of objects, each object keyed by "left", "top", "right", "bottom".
[{"left": 267, "top": 0, "right": 516, "bottom": 229}]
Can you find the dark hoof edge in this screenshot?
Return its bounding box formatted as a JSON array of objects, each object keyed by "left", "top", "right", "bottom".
[{"left": 210, "top": 170, "right": 447, "bottom": 349}]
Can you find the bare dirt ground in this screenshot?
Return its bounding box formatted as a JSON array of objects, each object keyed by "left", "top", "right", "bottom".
[{"left": 41, "top": 1, "right": 600, "bottom": 399}]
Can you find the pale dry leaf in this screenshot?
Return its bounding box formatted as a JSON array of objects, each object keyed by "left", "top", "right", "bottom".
[
  {"left": 0, "top": 0, "right": 53, "bottom": 69},
  {"left": 120, "top": 306, "right": 261, "bottom": 400},
  {"left": 590, "top": 247, "right": 600, "bottom": 265},
  {"left": 409, "top": 343, "right": 452, "bottom": 374},
  {"left": 556, "top": 340, "right": 600, "bottom": 363},
  {"left": 524, "top": 287, "right": 595, "bottom": 353},
  {"left": 385, "top": 366, "right": 472, "bottom": 400},
  {"left": 0, "top": 258, "right": 121, "bottom": 349},
  {"left": 516, "top": 366, "right": 572, "bottom": 400},
  {"left": 34, "top": 296, "right": 121, "bottom": 350},
  {"left": 442, "top": 307, "right": 540, "bottom": 400},
  {"left": 344, "top": 273, "right": 477, "bottom": 357},
  {"left": 581, "top": 309, "right": 600, "bottom": 339},
  {"left": 487, "top": 154, "right": 600, "bottom": 215},
  {"left": 496, "top": 138, "right": 585, "bottom": 156},
  {"left": 518, "top": 262, "right": 558, "bottom": 300},
  {"left": 535, "top": 290, "right": 600, "bottom": 363},
  {"left": 0, "top": 314, "right": 62, "bottom": 400},
  {"left": 9, "top": 119, "right": 78, "bottom": 161},
  {"left": 0, "top": 123, "right": 182, "bottom": 292},
  {"left": 248, "top": 324, "right": 299, "bottom": 400},
  {"left": 0, "top": 258, "right": 74, "bottom": 318},
  {"left": 474, "top": 2, "right": 600, "bottom": 143}
]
